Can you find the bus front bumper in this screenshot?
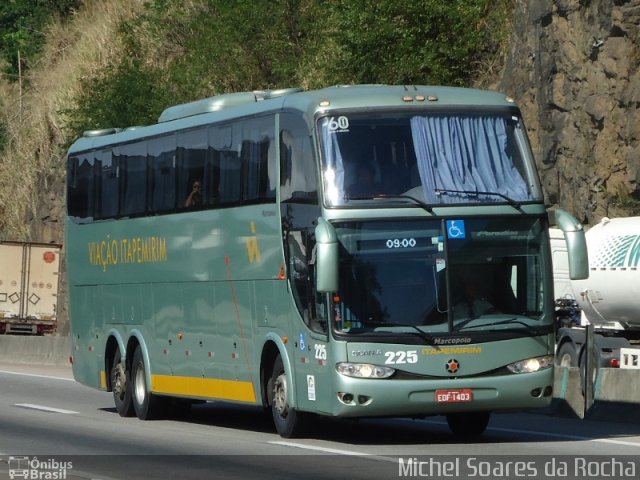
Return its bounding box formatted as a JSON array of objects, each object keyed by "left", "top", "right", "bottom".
[{"left": 328, "top": 368, "right": 554, "bottom": 418}]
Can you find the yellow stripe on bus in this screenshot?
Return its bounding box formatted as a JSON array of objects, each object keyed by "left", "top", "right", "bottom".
[{"left": 151, "top": 375, "right": 257, "bottom": 403}]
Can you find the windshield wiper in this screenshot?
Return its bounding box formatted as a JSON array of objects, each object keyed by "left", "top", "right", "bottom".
[
  {"left": 347, "top": 194, "right": 433, "bottom": 213},
  {"left": 454, "top": 317, "right": 540, "bottom": 335},
  {"left": 373, "top": 322, "right": 435, "bottom": 344},
  {"left": 434, "top": 188, "right": 523, "bottom": 212}
]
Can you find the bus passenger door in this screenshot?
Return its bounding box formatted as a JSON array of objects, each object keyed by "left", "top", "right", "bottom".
[{"left": 286, "top": 230, "right": 331, "bottom": 413}]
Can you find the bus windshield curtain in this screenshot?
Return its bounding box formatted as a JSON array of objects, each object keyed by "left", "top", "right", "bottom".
[
  {"left": 410, "top": 115, "right": 532, "bottom": 204},
  {"left": 321, "top": 122, "right": 346, "bottom": 205}
]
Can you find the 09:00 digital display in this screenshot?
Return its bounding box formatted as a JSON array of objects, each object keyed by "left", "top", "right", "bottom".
[{"left": 386, "top": 238, "right": 417, "bottom": 249}]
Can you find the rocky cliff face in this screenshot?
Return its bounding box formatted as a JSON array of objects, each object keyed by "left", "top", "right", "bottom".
[{"left": 499, "top": 0, "right": 640, "bottom": 224}]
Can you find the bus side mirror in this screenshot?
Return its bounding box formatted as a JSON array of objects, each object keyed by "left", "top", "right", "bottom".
[
  {"left": 554, "top": 209, "right": 589, "bottom": 280},
  {"left": 314, "top": 218, "right": 338, "bottom": 292}
]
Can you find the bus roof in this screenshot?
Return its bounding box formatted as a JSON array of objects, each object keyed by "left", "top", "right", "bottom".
[{"left": 67, "top": 84, "right": 519, "bottom": 155}]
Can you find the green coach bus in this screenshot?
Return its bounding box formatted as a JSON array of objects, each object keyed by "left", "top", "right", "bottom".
[{"left": 66, "top": 85, "right": 588, "bottom": 437}]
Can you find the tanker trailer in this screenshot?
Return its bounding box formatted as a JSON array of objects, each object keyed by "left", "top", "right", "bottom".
[{"left": 551, "top": 217, "right": 640, "bottom": 370}]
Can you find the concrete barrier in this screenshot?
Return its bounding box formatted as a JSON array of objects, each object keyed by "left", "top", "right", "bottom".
[
  {"left": 549, "top": 366, "right": 583, "bottom": 419},
  {"left": 0, "top": 335, "right": 71, "bottom": 366},
  {"left": 550, "top": 366, "right": 640, "bottom": 423}
]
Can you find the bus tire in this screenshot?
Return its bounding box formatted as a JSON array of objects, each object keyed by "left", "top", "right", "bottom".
[
  {"left": 131, "top": 345, "right": 165, "bottom": 420},
  {"left": 446, "top": 411, "right": 490, "bottom": 436},
  {"left": 111, "top": 349, "right": 134, "bottom": 417},
  {"left": 270, "top": 355, "right": 307, "bottom": 438}
]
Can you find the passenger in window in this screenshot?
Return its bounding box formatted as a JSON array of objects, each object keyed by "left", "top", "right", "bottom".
[
  {"left": 348, "top": 163, "right": 383, "bottom": 199},
  {"left": 185, "top": 180, "right": 202, "bottom": 207}
]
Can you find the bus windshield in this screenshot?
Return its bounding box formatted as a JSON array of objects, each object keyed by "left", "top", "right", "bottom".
[
  {"left": 319, "top": 110, "right": 542, "bottom": 207},
  {"left": 333, "top": 217, "right": 550, "bottom": 337}
]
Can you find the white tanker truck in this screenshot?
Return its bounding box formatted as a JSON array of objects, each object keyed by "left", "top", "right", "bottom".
[{"left": 551, "top": 216, "right": 640, "bottom": 370}]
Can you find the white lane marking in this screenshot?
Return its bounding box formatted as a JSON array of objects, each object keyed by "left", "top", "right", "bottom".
[
  {"left": 0, "top": 369, "right": 74, "bottom": 382},
  {"left": 488, "top": 425, "right": 640, "bottom": 448},
  {"left": 419, "top": 419, "right": 640, "bottom": 448},
  {"left": 269, "top": 440, "right": 397, "bottom": 463},
  {"left": 15, "top": 403, "right": 78, "bottom": 414},
  {"left": 273, "top": 426, "right": 639, "bottom": 461}
]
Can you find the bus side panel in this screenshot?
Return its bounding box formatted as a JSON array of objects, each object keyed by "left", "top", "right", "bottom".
[
  {"left": 70, "top": 285, "right": 104, "bottom": 389},
  {"left": 150, "top": 282, "right": 181, "bottom": 376},
  {"left": 167, "top": 282, "right": 214, "bottom": 379},
  {"left": 291, "top": 327, "right": 333, "bottom": 415}
]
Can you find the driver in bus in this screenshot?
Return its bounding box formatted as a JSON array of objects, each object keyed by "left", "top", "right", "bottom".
[
  {"left": 453, "top": 271, "right": 496, "bottom": 320},
  {"left": 348, "top": 163, "right": 383, "bottom": 198}
]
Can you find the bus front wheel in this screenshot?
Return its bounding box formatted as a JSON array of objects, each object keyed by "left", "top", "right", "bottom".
[
  {"left": 446, "top": 411, "right": 490, "bottom": 436},
  {"left": 131, "top": 345, "right": 165, "bottom": 420},
  {"left": 111, "top": 349, "right": 134, "bottom": 417},
  {"left": 270, "top": 355, "right": 308, "bottom": 438}
]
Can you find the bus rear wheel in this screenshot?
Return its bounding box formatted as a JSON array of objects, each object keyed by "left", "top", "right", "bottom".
[
  {"left": 446, "top": 411, "right": 490, "bottom": 436},
  {"left": 270, "top": 355, "right": 308, "bottom": 438},
  {"left": 111, "top": 349, "right": 134, "bottom": 417},
  {"left": 131, "top": 345, "right": 165, "bottom": 420}
]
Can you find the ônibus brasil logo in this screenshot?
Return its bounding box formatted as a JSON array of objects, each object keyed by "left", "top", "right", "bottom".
[{"left": 8, "top": 456, "right": 73, "bottom": 480}]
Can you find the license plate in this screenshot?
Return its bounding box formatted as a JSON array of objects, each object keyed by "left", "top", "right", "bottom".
[{"left": 435, "top": 388, "right": 474, "bottom": 403}]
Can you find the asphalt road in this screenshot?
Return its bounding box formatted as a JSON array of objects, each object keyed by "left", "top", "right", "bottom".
[{"left": 1, "top": 364, "right": 639, "bottom": 480}]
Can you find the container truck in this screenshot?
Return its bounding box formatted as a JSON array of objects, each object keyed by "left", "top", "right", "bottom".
[
  {"left": 551, "top": 217, "right": 640, "bottom": 371},
  {"left": 0, "top": 241, "right": 62, "bottom": 335}
]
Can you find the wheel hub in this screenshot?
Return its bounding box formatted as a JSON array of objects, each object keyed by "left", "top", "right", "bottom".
[
  {"left": 134, "top": 362, "right": 146, "bottom": 405},
  {"left": 273, "top": 373, "right": 288, "bottom": 418},
  {"left": 113, "top": 363, "right": 127, "bottom": 399}
]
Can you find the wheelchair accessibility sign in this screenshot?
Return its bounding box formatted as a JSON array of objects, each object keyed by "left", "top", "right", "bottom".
[{"left": 446, "top": 220, "right": 466, "bottom": 240}]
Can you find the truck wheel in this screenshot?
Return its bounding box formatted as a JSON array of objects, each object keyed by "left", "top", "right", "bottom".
[
  {"left": 555, "top": 342, "right": 578, "bottom": 367},
  {"left": 270, "top": 355, "right": 308, "bottom": 438},
  {"left": 111, "top": 349, "right": 134, "bottom": 417},
  {"left": 131, "top": 345, "right": 165, "bottom": 420},
  {"left": 446, "top": 412, "right": 490, "bottom": 436}
]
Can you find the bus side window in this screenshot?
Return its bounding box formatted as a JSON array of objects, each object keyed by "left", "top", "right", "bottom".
[
  {"left": 96, "top": 150, "right": 118, "bottom": 220},
  {"left": 210, "top": 125, "right": 241, "bottom": 205},
  {"left": 118, "top": 142, "right": 148, "bottom": 217},
  {"left": 241, "top": 116, "right": 275, "bottom": 203},
  {"left": 149, "top": 135, "right": 177, "bottom": 214},
  {"left": 67, "top": 154, "right": 96, "bottom": 221},
  {"left": 287, "top": 230, "right": 326, "bottom": 333},
  {"left": 280, "top": 113, "right": 317, "bottom": 203},
  {"left": 177, "top": 129, "right": 207, "bottom": 209}
]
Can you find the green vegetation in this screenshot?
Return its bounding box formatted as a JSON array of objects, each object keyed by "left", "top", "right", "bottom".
[
  {"left": 613, "top": 187, "right": 640, "bottom": 216},
  {"left": 0, "top": 0, "right": 82, "bottom": 77},
  {"left": 68, "top": 0, "right": 513, "bottom": 132}
]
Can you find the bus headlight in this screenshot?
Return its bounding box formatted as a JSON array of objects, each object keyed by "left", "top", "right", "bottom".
[
  {"left": 336, "top": 362, "right": 395, "bottom": 379},
  {"left": 506, "top": 355, "right": 554, "bottom": 374}
]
